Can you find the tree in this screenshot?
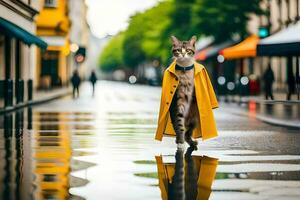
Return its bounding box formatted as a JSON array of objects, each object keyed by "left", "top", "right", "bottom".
[
  {"left": 122, "top": 12, "right": 146, "bottom": 68},
  {"left": 167, "top": 0, "right": 196, "bottom": 38},
  {"left": 193, "top": 0, "right": 263, "bottom": 42},
  {"left": 99, "top": 32, "right": 125, "bottom": 72},
  {"left": 123, "top": 1, "right": 173, "bottom": 67},
  {"left": 99, "top": 0, "right": 264, "bottom": 71}
]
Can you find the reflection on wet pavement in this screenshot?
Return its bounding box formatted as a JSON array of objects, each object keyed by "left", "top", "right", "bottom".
[
  {"left": 156, "top": 148, "right": 218, "bottom": 200},
  {"left": 241, "top": 100, "right": 300, "bottom": 125},
  {"left": 0, "top": 81, "right": 300, "bottom": 200},
  {"left": 0, "top": 109, "right": 95, "bottom": 200}
]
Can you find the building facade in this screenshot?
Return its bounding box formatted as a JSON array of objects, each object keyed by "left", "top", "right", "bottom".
[
  {"left": 212, "top": 0, "right": 300, "bottom": 99},
  {"left": 35, "top": 0, "right": 71, "bottom": 89},
  {"left": 246, "top": 0, "right": 300, "bottom": 95},
  {"left": 69, "top": 0, "right": 90, "bottom": 79},
  {"left": 0, "top": 0, "right": 46, "bottom": 109}
]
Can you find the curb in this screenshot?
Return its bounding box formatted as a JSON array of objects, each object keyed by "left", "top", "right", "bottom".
[
  {"left": 221, "top": 103, "right": 300, "bottom": 129},
  {"left": 0, "top": 91, "right": 71, "bottom": 115},
  {"left": 236, "top": 110, "right": 300, "bottom": 129},
  {"left": 223, "top": 97, "right": 300, "bottom": 105},
  {"left": 241, "top": 99, "right": 300, "bottom": 104},
  {"left": 255, "top": 114, "right": 300, "bottom": 129}
]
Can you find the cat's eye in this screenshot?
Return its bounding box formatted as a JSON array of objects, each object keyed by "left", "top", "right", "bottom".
[
  {"left": 173, "top": 49, "right": 180, "bottom": 55},
  {"left": 187, "top": 50, "right": 194, "bottom": 55}
]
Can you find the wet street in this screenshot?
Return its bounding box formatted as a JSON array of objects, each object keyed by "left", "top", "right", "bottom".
[{"left": 0, "top": 81, "right": 300, "bottom": 200}]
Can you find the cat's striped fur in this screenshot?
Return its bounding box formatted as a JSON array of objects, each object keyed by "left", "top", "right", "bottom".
[{"left": 169, "top": 36, "right": 199, "bottom": 149}]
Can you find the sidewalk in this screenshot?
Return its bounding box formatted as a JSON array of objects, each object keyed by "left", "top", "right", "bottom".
[
  {"left": 227, "top": 92, "right": 300, "bottom": 104},
  {"left": 220, "top": 95, "right": 300, "bottom": 129},
  {"left": 0, "top": 87, "right": 72, "bottom": 114}
]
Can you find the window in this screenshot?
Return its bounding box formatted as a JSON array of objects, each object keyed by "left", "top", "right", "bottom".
[{"left": 44, "top": 0, "right": 57, "bottom": 8}]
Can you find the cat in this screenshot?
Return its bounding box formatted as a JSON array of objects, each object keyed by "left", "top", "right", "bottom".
[{"left": 169, "top": 35, "right": 199, "bottom": 150}]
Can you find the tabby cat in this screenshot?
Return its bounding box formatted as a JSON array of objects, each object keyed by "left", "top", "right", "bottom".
[{"left": 169, "top": 35, "right": 199, "bottom": 150}]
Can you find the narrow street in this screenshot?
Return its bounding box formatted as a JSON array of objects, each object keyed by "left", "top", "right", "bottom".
[{"left": 0, "top": 81, "right": 300, "bottom": 200}]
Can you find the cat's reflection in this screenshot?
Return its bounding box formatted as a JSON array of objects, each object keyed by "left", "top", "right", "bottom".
[{"left": 156, "top": 147, "right": 218, "bottom": 200}]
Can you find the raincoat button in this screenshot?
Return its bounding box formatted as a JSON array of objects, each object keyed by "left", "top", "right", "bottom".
[
  {"left": 173, "top": 85, "right": 176, "bottom": 88},
  {"left": 170, "top": 91, "right": 173, "bottom": 94},
  {"left": 166, "top": 102, "right": 169, "bottom": 105},
  {"left": 175, "top": 77, "right": 178, "bottom": 81}
]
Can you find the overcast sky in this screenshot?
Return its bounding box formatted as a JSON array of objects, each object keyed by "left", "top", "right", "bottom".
[{"left": 86, "top": 0, "right": 159, "bottom": 38}]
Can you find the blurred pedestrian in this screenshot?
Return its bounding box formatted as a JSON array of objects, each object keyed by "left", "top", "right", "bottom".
[
  {"left": 89, "top": 70, "right": 98, "bottom": 96},
  {"left": 263, "top": 64, "right": 274, "bottom": 100},
  {"left": 71, "top": 70, "right": 81, "bottom": 98},
  {"left": 287, "top": 72, "right": 295, "bottom": 100}
]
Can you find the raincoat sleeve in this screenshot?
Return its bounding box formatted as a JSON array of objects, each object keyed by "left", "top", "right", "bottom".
[
  {"left": 203, "top": 68, "right": 219, "bottom": 109},
  {"left": 157, "top": 71, "right": 167, "bottom": 123}
]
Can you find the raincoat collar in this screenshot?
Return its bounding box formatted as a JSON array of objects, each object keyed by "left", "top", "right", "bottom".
[{"left": 167, "top": 60, "right": 204, "bottom": 76}]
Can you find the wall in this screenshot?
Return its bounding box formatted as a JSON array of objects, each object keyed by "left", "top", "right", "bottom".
[{"left": 68, "top": 0, "right": 90, "bottom": 79}]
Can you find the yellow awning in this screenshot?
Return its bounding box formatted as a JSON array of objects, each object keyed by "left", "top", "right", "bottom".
[{"left": 220, "top": 35, "right": 259, "bottom": 59}]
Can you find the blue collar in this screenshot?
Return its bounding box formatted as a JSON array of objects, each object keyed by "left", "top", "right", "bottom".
[{"left": 175, "top": 64, "right": 194, "bottom": 71}]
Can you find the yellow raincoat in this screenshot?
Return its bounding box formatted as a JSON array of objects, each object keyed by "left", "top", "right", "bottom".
[{"left": 155, "top": 61, "right": 218, "bottom": 141}]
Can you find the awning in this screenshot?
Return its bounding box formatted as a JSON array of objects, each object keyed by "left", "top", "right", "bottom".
[
  {"left": 195, "top": 47, "right": 212, "bottom": 61},
  {"left": 0, "top": 17, "right": 47, "bottom": 49},
  {"left": 220, "top": 35, "right": 259, "bottom": 59},
  {"left": 257, "top": 21, "right": 300, "bottom": 56},
  {"left": 195, "top": 40, "right": 237, "bottom": 61}
]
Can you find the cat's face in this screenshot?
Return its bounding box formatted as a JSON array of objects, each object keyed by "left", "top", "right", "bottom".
[{"left": 171, "top": 36, "right": 197, "bottom": 63}]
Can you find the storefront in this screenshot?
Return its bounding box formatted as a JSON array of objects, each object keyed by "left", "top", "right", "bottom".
[
  {"left": 0, "top": 17, "right": 47, "bottom": 110},
  {"left": 35, "top": 0, "right": 71, "bottom": 89},
  {"left": 219, "top": 35, "right": 261, "bottom": 95},
  {"left": 195, "top": 40, "right": 239, "bottom": 94},
  {"left": 36, "top": 36, "right": 70, "bottom": 89},
  {"left": 257, "top": 22, "right": 300, "bottom": 100}
]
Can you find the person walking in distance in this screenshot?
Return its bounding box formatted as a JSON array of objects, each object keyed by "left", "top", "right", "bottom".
[
  {"left": 263, "top": 64, "right": 275, "bottom": 100},
  {"left": 89, "top": 70, "right": 98, "bottom": 96},
  {"left": 287, "top": 72, "right": 295, "bottom": 100},
  {"left": 71, "top": 70, "right": 81, "bottom": 98}
]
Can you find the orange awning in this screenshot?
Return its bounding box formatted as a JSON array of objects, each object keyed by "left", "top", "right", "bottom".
[{"left": 220, "top": 35, "right": 259, "bottom": 59}]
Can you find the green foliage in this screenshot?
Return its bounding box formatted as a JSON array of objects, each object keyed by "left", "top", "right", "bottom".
[
  {"left": 167, "top": 0, "right": 196, "bottom": 39},
  {"left": 123, "top": 12, "right": 146, "bottom": 68},
  {"left": 99, "top": 0, "right": 264, "bottom": 71},
  {"left": 123, "top": 1, "right": 173, "bottom": 67},
  {"left": 192, "top": 0, "right": 263, "bottom": 42},
  {"left": 99, "top": 32, "right": 125, "bottom": 72}
]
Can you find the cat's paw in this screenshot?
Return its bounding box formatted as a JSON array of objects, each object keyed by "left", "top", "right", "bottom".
[
  {"left": 188, "top": 140, "right": 198, "bottom": 150},
  {"left": 177, "top": 143, "right": 185, "bottom": 150},
  {"left": 190, "top": 144, "right": 198, "bottom": 151}
]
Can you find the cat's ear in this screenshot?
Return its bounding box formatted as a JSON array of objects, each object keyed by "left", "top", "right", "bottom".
[
  {"left": 189, "top": 35, "right": 197, "bottom": 46},
  {"left": 171, "top": 35, "right": 180, "bottom": 46}
]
